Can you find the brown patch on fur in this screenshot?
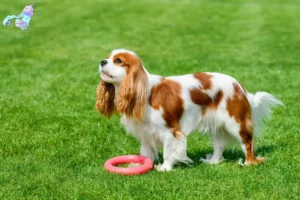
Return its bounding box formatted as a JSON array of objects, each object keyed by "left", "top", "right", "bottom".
[
  {"left": 112, "top": 53, "right": 137, "bottom": 73},
  {"left": 227, "top": 83, "right": 264, "bottom": 164},
  {"left": 190, "top": 90, "right": 224, "bottom": 117},
  {"left": 114, "top": 52, "right": 148, "bottom": 122},
  {"left": 190, "top": 73, "right": 223, "bottom": 117},
  {"left": 194, "top": 73, "right": 213, "bottom": 89},
  {"left": 227, "top": 83, "right": 251, "bottom": 124},
  {"left": 149, "top": 79, "right": 184, "bottom": 138},
  {"left": 95, "top": 80, "right": 115, "bottom": 117},
  {"left": 190, "top": 89, "right": 212, "bottom": 106}
]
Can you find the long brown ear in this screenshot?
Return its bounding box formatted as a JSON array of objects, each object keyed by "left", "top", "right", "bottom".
[
  {"left": 95, "top": 80, "right": 115, "bottom": 118},
  {"left": 116, "top": 60, "right": 148, "bottom": 122}
]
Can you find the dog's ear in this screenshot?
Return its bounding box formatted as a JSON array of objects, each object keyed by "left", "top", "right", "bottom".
[
  {"left": 95, "top": 80, "right": 115, "bottom": 118},
  {"left": 116, "top": 59, "right": 148, "bottom": 122}
]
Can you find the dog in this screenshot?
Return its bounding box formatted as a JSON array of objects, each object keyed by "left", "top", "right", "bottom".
[{"left": 96, "top": 49, "right": 283, "bottom": 171}]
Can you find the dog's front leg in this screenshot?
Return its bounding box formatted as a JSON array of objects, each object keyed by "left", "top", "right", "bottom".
[
  {"left": 140, "top": 138, "right": 157, "bottom": 162},
  {"left": 156, "top": 131, "right": 192, "bottom": 172}
]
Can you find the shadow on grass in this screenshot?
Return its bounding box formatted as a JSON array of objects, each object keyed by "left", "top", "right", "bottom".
[
  {"left": 171, "top": 144, "right": 276, "bottom": 169},
  {"left": 255, "top": 145, "right": 277, "bottom": 156}
]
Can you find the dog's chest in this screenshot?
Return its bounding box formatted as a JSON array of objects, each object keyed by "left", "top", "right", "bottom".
[{"left": 120, "top": 115, "right": 162, "bottom": 140}]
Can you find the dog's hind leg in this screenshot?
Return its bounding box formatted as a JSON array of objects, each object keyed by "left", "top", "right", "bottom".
[{"left": 200, "top": 131, "right": 230, "bottom": 164}]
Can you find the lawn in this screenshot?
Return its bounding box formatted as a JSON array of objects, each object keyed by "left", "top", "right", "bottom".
[{"left": 0, "top": 0, "right": 299, "bottom": 199}]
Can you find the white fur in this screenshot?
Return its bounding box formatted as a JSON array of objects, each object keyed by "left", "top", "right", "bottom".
[
  {"left": 101, "top": 49, "right": 283, "bottom": 171},
  {"left": 99, "top": 61, "right": 126, "bottom": 84},
  {"left": 247, "top": 92, "right": 284, "bottom": 135}
]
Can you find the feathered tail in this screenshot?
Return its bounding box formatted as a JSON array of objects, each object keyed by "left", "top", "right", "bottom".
[{"left": 247, "top": 92, "right": 284, "bottom": 136}]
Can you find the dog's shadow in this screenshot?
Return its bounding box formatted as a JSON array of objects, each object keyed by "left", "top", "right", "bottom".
[{"left": 155, "top": 144, "right": 276, "bottom": 169}]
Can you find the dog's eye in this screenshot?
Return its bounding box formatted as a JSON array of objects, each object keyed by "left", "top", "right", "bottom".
[{"left": 114, "top": 58, "right": 122, "bottom": 64}]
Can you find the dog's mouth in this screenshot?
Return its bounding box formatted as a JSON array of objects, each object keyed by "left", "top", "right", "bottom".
[{"left": 101, "top": 71, "right": 114, "bottom": 79}]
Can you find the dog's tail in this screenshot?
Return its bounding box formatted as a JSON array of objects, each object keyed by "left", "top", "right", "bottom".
[{"left": 247, "top": 92, "right": 284, "bottom": 136}]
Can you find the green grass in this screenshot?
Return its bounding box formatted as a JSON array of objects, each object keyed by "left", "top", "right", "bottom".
[{"left": 0, "top": 0, "right": 299, "bottom": 199}]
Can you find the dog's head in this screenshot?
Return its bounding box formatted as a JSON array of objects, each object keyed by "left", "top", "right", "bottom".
[{"left": 96, "top": 49, "right": 148, "bottom": 122}]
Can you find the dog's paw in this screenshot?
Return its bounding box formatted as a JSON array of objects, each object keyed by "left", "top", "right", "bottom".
[
  {"left": 245, "top": 156, "right": 265, "bottom": 166},
  {"left": 200, "top": 154, "right": 224, "bottom": 164},
  {"left": 238, "top": 156, "right": 265, "bottom": 166},
  {"left": 155, "top": 164, "right": 172, "bottom": 172}
]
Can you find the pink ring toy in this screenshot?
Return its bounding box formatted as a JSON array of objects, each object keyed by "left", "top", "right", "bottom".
[{"left": 104, "top": 155, "right": 153, "bottom": 175}]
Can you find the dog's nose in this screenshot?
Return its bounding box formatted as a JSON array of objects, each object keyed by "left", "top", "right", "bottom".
[{"left": 101, "top": 60, "right": 108, "bottom": 67}]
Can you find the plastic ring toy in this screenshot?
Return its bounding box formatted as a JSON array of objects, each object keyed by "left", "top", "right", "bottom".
[{"left": 104, "top": 155, "right": 153, "bottom": 175}]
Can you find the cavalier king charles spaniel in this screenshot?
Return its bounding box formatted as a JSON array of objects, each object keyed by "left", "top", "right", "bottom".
[{"left": 96, "top": 49, "right": 283, "bottom": 171}]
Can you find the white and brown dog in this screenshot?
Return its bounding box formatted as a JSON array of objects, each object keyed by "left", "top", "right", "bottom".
[{"left": 96, "top": 49, "right": 283, "bottom": 171}]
